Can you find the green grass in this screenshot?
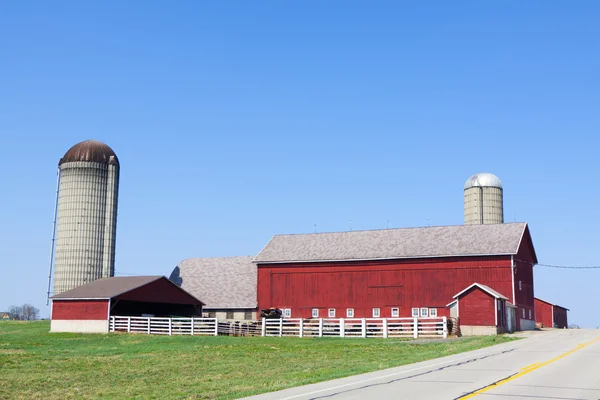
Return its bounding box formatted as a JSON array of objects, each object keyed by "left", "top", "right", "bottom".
[{"left": 0, "top": 321, "right": 517, "bottom": 400}]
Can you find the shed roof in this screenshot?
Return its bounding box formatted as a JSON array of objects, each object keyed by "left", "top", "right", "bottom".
[
  {"left": 171, "top": 256, "right": 256, "bottom": 309},
  {"left": 254, "top": 222, "right": 532, "bottom": 264},
  {"left": 535, "top": 297, "right": 570, "bottom": 311},
  {"left": 453, "top": 283, "right": 509, "bottom": 300},
  {"left": 51, "top": 276, "right": 204, "bottom": 305}
]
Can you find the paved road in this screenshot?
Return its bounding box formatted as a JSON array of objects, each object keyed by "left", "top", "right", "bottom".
[{"left": 243, "top": 329, "right": 600, "bottom": 400}]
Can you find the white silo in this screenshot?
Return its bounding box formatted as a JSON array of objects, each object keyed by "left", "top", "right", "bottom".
[
  {"left": 51, "top": 140, "right": 119, "bottom": 295},
  {"left": 464, "top": 173, "right": 503, "bottom": 225}
]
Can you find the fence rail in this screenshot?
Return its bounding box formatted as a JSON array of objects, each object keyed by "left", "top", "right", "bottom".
[
  {"left": 262, "top": 317, "right": 448, "bottom": 339},
  {"left": 110, "top": 316, "right": 218, "bottom": 336},
  {"left": 109, "top": 316, "right": 448, "bottom": 339}
]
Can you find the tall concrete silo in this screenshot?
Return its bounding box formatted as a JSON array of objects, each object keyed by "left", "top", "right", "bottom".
[
  {"left": 51, "top": 140, "right": 119, "bottom": 295},
  {"left": 464, "top": 172, "right": 503, "bottom": 225}
]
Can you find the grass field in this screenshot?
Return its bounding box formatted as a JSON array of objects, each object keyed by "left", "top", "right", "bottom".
[{"left": 0, "top": 321, "right": 517, "bottom": 400}]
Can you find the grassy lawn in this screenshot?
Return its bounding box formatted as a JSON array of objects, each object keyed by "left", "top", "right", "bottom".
[{"left": 0, "top": 321, "right": 516, "bottom": 400}]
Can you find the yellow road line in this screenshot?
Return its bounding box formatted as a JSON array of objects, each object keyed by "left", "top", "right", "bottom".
[{"left": 458, "top": 335, "right": 600, "bottom": 399}]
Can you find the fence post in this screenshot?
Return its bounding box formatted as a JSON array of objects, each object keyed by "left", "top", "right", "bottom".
[
  {"left": 383, "top": 318, "right": 388, "bottom": 339},
  {"left": 318, "top": 318, "right": 323, "bottom": 337},
  {"left": 127, "top": 316, "right": 131, "bottom": 333},
  {"left": 279, "top": 318, "right": 283, "bottom": 337},
  {"left": 214, "top": 318, "right": 218, "bottom": 336},
  {"left": 168, "top": 318, "right": 172, "bottom": 336},
  {"left": 299, "top": 319, "right": 303, "bottom": 338},
  {"left": 109, "top": 316, "right": 114, "bottom": 332},
  {"left": 413, "top": 318, "right": 418, "bottom": 338},
  {"left": 147, "top": 317, "right": 151, "bottom": 334},
  {"left": 261, "top": 317, "right": 266, "bottom": 337},
  {"left": 361, "top": 318, "right": 366, "bottom": 338},
  {"left": 442, "top": 316, "right": 448, "bottom": 338},
  {"left": 191, "top": 318, "right": 194, "bottom": 336},
  {"left": 340, "top": 318, "right": 345, "bottom": 338}
]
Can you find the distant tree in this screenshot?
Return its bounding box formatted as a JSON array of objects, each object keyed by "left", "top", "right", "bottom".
[
  {"left": 568, "top": 323, "right": 580, "bottom": 329},
  {"left": 7, "top": 305, "right": 22, "bottom": 320},
  {"left": 21, "top": 304, "right": 39, "bottom": 321},
  {"left": 7, "top": 304, "right": 40, "bottom": 321}
]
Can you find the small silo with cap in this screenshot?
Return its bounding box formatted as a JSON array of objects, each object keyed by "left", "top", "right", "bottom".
[
  {"left": 50, "top": 140, "right": 120, "bottom": 296},
  {"left": 464, "top": 172, "right": 503, "bottom": 225}
]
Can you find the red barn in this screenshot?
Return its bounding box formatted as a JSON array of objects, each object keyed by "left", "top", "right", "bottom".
[
  {"left": 51, "top": 276, "right": 204, "bottom": 333},
  {"left": 254, "top": 222, "right": 537, "bottom": 332},
  {"left": 534, "top": 297, "right": 569, "bottom": 329}
]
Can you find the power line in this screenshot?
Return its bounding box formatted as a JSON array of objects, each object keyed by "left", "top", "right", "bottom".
[
  {"left": 515, "top": 259, "right": 600, "bottom": 269},
  {"left": 535, "top": 263, "right": 600, "bottom": 270}
]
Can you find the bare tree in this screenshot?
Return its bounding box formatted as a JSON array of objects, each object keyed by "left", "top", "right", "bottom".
[
  {"left": 7, "top": 304, "right": 40, "bottom": 321},
  {"left": 21, "top": 304, "right": 39, "bottom": 321},
  {"left": 7, "top": 305, "right": 22, "bottom": 320}
]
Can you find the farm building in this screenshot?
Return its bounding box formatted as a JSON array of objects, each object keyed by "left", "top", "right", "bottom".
[
  {"left": 534, "top": 297, "right": 569, "bottom": 329},
  {"left": 254, "top": 222, "right": 538, "bottom": 332},
  {"left": 170, "top": 256, "right": 258, "bottom": 320},
  {"left": 50, "top": 276, "right": 204, "bottom": 333},
  {"left": 450, "top": 283, "right": 515, "bottom": 335}
]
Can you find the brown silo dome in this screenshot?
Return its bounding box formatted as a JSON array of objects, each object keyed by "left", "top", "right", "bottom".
[{"left": 59, "top": 140, "right": 119, "bottom": 166}]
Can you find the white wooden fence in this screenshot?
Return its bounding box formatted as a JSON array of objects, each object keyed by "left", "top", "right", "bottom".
[
  {"left": 262, "top": 317, "right": 448, "bottom": 339},
  {"left": 109, "top": 316, "right": 447, "bottom": 339},
  {"left": 110, "top": 316, "right": 218, "bottom": 336}
]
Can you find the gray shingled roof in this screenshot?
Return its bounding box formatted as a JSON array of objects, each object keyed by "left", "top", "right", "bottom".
[
  {"left": 52, "top": 276, "right": 162, "bottom": 299},
  {"left": 171, "top": 256, "right": 256, "bottom": 309},
  {"left": 254, "top": 223, "right": 529, "bottom": 263},
  {"left": 453, "top": 283, "right": 509, "bottom": 300}
]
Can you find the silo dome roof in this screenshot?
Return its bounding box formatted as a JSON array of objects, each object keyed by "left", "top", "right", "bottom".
[
  {"left": 464, "top": 173, "right": 502, "bottom": 189},
  {"left": 59, "top": 140, "right": 119, "bottom": 166}
]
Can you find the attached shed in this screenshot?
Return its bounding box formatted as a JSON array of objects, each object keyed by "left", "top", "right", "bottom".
[
  {"left": 452, "top": 283, "right": 510, "bottom": 336},
  {"left": 534, "top": 297, "right": 569, "bottom": 329},
  {"left": 51, "top": 276, "right": 205, "bottom": 333},
  {"left": 170, "top": 256, "right": 258, "bottom": 320}
]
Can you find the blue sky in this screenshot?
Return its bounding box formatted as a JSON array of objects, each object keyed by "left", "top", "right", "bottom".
[{"left": 1, "top": 2, "right": 599, "bottom": 326}]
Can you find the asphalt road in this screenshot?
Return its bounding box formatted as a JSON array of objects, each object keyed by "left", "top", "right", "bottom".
[{"left": 243, "top": 329, "right": 600, "bottom": 400}]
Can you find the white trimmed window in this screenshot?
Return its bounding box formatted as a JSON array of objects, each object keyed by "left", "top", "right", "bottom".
[
  {"left": 429, "top": 308, "right": 437, "bottom": 317},
  {"left": 328, "top": 308, "right": 336, "bottom": 318},
  {"left": 522, "top": 308, "right": 526, "bottom": 318},
  {"left": 519, "top": 281, "right": 522, "bottom": 291},
  {"left": 391, "top": 308, "right": 399, "bottom": 318},
  {"left": 346, "top": 308, "right": 354, "bottom": 318},
  {"left": 420, "top": 307, "right": 429, "bottom": 317},
  {"left": 529, "top": 309, "right": 532, "bottom": 320},
  {"left": 412, "top": 308, "right": 419, "bottom": 317},
  {"left": 312, "top": 308, "right": 319, "bottom": 318},
  {"left": 283, "top": 308, "right": 291, "bottom": 318},
  {"left": 372, "top": 308, "right": 380, "bottom": 318}
]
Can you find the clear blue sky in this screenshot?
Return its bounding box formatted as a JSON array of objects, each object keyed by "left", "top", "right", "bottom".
[{"left": 1, "top": 2, "right": 599, "bottom": 327}]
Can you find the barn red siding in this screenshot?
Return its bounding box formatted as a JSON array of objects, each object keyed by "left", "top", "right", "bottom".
[
  {"left": 513, "top": 229, "right": 536, "bottom": 329},
  {"left": 115, "top": 278, "right": 202, "bottom": 305},
  {"left": 458, "top": 288, "right": 496, "bottom": 326},
  {"left": 257, "top": 256, "right": 513, "bottom": 319},
  {"left": 553, "top": 307, "right": 568, "bottom": 329},
  {"left": 534, "top": 298, "right": 553, "bottom": 327},
  {"left": 52, "top": 300, "right": 108, "bottom": 320}
]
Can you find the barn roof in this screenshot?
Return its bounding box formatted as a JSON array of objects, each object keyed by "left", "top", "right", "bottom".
[
  {"left": 535, "top": 297, "right": 570, "bottom": 311},
  {"left": 171, "top": 256, "right": 256, "bottom": 309},
  {"left": 51, "top": 276, "right": 204, "bottom": 305},
  {"left": 254, "top": 222, "right": 533, "bottom": 264},
  {"left": 453, "top": 283, "right": 509, "bottom": 300}
]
